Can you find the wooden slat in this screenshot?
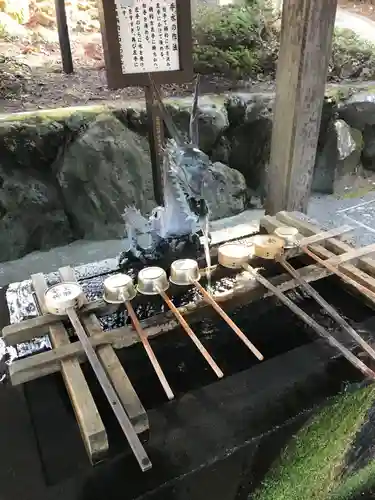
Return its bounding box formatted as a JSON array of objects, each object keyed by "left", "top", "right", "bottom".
[
  {"left": 276, "top": 211, "right": 375, "bottom": 276},
  {"left": 260, "top": 213, "right": 375, "bottom": 307},
  {"left": 58, "top": 266, "right": 149, "bottom": 436},
  {"left": 9, "top": 331, "right": 117, "bottom": 385},
  {"left": 31, "top": 273, "right": 108, "bottom": 462},
  {"left": 2, "top": 299, "right": 116, "bottom": 346},
  {"left": 65, "top": 307, "right": 151, "bottom": 471},
  {"left": 325, "top": 243, "right": 375, "bottom": 267},
  {"left": 4, "top": 261, "right": 332, "bottom": 348},
  {"left": 302, "top": 246, "right": 375, "bottom": 307},
  {"left": 298, "top": 225, "right": 353, "bottom": 247},
  {"left": 9, "top": 263, "right": 331, "bottom": 385}
]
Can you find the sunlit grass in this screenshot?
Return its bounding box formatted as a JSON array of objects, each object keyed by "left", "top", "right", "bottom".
[
  {"left": 332, "top": 459, "right": 375, "bottom": 499},
  {"left": 253, "top": 385, "right": 375, "bottom": 500}
]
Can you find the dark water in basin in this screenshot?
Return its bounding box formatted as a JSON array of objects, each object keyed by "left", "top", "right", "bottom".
[
  {"left": 21, "top": 272, "right": 375, "bottom": 495},
  {"left": 52, "top": 271, "right": 373, "bottom": 415}
]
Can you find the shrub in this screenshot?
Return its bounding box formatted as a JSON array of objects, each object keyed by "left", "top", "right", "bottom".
[
  {"left": 330, "top": 28, "right": 375, "bottom": 80},
  {"left": 192, "top": 4, "right": 375, "bottom": 81},
  {"left": 192, "top": 3, "right": 279, "bottom": 79},
  {"left": 0, "top": 55, "right": 30, "bottom": 98}
]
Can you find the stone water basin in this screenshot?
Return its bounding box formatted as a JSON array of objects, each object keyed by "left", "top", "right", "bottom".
[{"left": 3, "top": 239, "right": 375, "bottom": 500}]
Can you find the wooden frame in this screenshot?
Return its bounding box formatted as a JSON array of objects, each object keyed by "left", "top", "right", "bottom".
[
  {"left": 31, "top": 272, "right": 108, "bottom": 462},
  {"left": 97, "top": 0, "right": 194, "bottom": 89},
  {"left": 7, "top": 217, "right": 375, "bottom": 388},
  {"left": 6, "top": 211, "right": 375, "bottom": 463},
  {"left": 265, "top": 0, "right": 338, "bottom": 214},
  {"left": 8, "top": 262, "right": 331, "bottom": 386},
  {"left": 260, "top": 211, "right": 375, "bottom": 309}
]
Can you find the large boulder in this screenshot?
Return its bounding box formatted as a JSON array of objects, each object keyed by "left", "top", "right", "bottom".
[
  {"left": 0, "top": 115, "right": 74, "bottom": 261},
  {"left": 56, "top": 113, "right": 155, "bottom": 241},
  {"left": 338, "top": 92, "right": 375, "bottom": 130},
  {"left": 338, "top": 92, "right": 375, "bottom": 173},
  {"left": 362, "top": 124, "right": 375, "bottom": 171},
  {"left": 0, "top": 168, "right": 72, "bottom": 262},
  {"left": 223, "top": 91, "right": 367, "bottom": 197},
  {"left": 120, "top": 96, "right": 229, "bottom": 155},
  {"left": 167, "top": 98, "right": 228, "bottom": 153},
  {"left": 224, "top": 94, "right": 273, "bottom": 197},
  {"left": 205, "top": 161, "right": 246, "bottom": 218},
  {"left": 0, "top": 104, "right": 246, "bottom": 263}
]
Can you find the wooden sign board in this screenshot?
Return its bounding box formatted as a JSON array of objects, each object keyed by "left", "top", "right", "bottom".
[{"left": 98, "top": 0, "right": 194, "bottom": 89}]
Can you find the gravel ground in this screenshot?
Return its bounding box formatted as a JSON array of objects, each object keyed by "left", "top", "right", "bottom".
[{"left": 308, "top": 192, "right": 375, "bottom": 247}]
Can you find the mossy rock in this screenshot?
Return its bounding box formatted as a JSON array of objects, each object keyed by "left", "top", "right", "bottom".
[
  {"left": 0, "top": 101, "right": 248, "bottom": 262},
  {"left": 192, "top": 5, "right": 375, "bottom": 81},
  {"left": 253, "top": 384, "right": 375, "bottom": 500}
]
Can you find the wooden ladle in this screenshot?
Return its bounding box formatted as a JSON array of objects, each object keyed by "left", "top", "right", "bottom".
[
  {"left": 169, "top": 259, "right": 264, "bottom": 361},
  {"left": 136, "top": 266, "right": 224, "bottom": 379},
  {"left": 44, "top": 282, "right": 152, "bottom": 472},
  {"left": 103, "top": 273, "right": 174, "bottom": 401},
  {"left": 217, "top": 242, "right": 375, "bottom": 380}
]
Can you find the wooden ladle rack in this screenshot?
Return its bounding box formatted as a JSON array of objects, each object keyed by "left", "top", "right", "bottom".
[{"left": 3, "top": 211, "right": 375, "bottom": 469}]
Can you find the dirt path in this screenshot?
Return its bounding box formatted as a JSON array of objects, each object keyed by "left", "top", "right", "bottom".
[
  {"left": 336, "top": 6, "right": 375, "bottom": 42},
  {"left": 1, "top": 5, "right": 375, "bottom": 114}
]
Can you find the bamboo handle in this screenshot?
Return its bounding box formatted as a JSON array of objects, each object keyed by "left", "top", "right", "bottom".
[
  {"left": 157, "top": 288, "right": 224, "bottom": 379},
  {"left": 193, "top": 280, "right": 264, "bottom": 361},
  {"left": 66, "top": 307, "right": 152, "bottom": 471},
  {"left": 242, "top": 265, "right": 375, "bottom": 381},
  {"left": 302, "top": 245, "right": 375, "bottom": 303},
  {"left": 278, "top": 256, "right": 375, "bottom": 363},
  {"left": 125, "top": 300, "right": 174, "bottom": 400}
]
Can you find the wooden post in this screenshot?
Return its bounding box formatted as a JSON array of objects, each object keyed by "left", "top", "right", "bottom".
[
  {"left": 265, "top": 0, "right": 338, "bottom": 215},
  {"left": 145, "top": 85, "right": 165, "bottom": 206},
  {"left": 55, "top": 0, "right": 74, "bottom": 74}
]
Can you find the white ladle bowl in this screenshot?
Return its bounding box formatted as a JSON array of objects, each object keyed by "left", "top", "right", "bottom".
[{"left": 44, "top": 282, "right": 85, "bottom": 315}]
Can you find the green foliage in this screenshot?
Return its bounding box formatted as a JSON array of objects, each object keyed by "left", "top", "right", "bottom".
[
  {"left": 192, "top": 4, "right": 375, "bottom": 81},
  {"left": 330, "top": 28, "right": 375, "bottom": 80},
  {"left": 253, "top": 385, "right": 375, "bottom": 500},
  {"left": 192, "top": 3, "right": 278, "bottom": 78},
  {"left": 0, "top": 55, "right": 30, "bottom": 98}
]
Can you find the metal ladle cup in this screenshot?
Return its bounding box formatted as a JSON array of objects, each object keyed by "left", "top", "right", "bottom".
[
  {"left": 137, "top": 267, "right": 170, "bottom": 296},
  {"left": 217, "top": 242, "right": 375, "bottom": 381},
  {"left": 274, "top": 226, "right": 299, "bottom": 248},
  {"left": 44, "top": 282, "right": 152, "bottom": 471},
  {"left": 169, "top": 258, "right": 264, "bottom": 362},
  {"left": 44, "top": 282, "right": 85, "bottom": 315},
  {"left": 103, "top": 273, "right": 137, "bottom": 303},
  {"left": 103, "top": 273, "right": 174, "bottom": 400},
  {"left": 169, "top": 259, "right": 201, "bottom": 286},
  {"left": 137, "top": 265, "right": 224, "bottom": 379}
]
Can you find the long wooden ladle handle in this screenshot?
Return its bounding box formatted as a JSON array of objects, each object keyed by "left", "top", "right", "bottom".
[
  {"left": 66, "top": 307, "right": 152, "bottom": 471},
  {"left": 242, "top": 264, "right": 375, "bottom": 380},
  {"left": 157, "top": 288, "right": 224, "bottom": 379},
  {"left": 277, "top": 256, "right": 375, "bottom": 363},
  {"left": 302, "top": 245, "right": 375, "bottom": 303},
  {"left": 124, "top": 300, "right": 174, "bottom": 400},
  {"left": 192, "top": 280, "right": 264, "bottom": 361}
]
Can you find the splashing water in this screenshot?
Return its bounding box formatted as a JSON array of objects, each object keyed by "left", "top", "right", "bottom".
[{"left": 200, "top": 214, "right": 212, "bottom": 292}]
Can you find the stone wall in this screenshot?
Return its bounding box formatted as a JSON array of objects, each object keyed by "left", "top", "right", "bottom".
[
  {"left": 0, "top": 99, "right": 247, "bottom": 263},
  {"left": 0, "top": 89, "right": 374, "bottom": 263}
]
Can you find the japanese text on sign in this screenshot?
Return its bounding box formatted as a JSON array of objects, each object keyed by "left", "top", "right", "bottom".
[{"left": 114, "top": 0, "right": 180, "bottom": 74}]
